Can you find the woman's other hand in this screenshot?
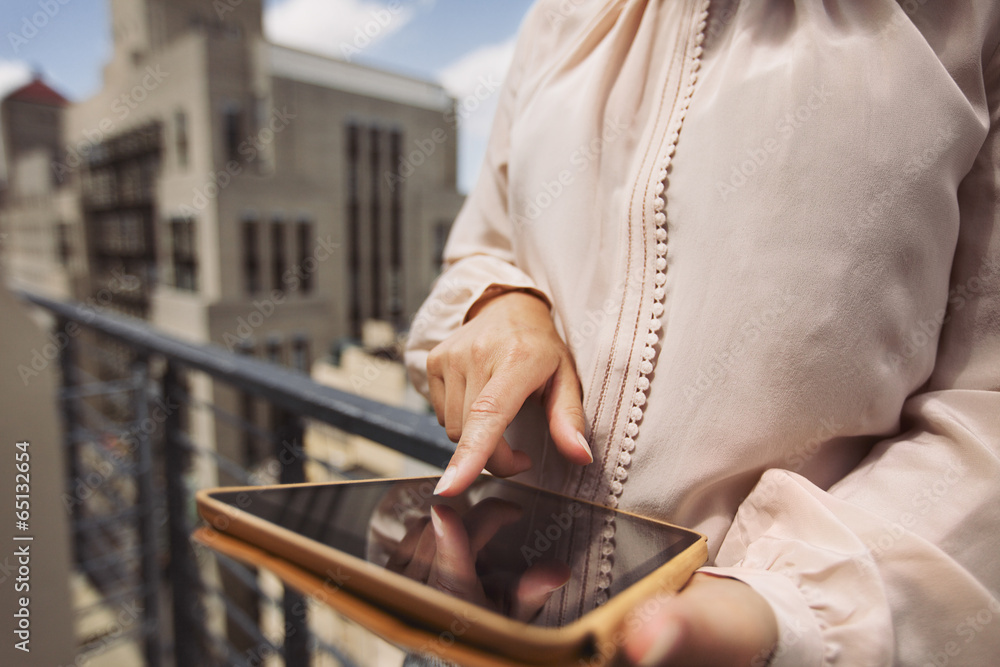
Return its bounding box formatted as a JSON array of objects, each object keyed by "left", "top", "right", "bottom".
[
  {"left": 624, "top": 573, "right": 779, "bottom": 667},
  {"left": 426, "top": 290, "right": 592, "bottom": 496}
]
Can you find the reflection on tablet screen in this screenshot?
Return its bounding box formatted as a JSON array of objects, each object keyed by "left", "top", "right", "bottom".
[{"left": 209, "top": 477, "right": 697, "bottom": 627}]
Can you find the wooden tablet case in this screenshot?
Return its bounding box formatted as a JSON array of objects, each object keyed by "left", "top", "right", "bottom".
[
  {"left": 195, "top": 482, "right": 708, "bottom": 666},
  {"left": 195, "top": 527, "right": 530, "bottom": 667}
]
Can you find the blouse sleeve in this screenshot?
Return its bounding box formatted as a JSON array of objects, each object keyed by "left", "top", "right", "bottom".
[
  {"left": 405, "top": 6, "right": 554, "bottom": 398},
  {"left": 701, "top": 46, "right": 1000, "bottom": 667}
]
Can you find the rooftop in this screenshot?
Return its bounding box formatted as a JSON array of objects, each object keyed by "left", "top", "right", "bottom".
[
  {"left": 4, "top": 77, "right": 69, "bottom": 107},
  {"left": 269, "top": 44, "right": 453, "bottom": 113}
]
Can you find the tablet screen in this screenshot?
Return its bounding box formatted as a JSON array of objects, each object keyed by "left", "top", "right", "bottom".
[{"left": 207, "top": 476, "right": 700, "bottom": 627}]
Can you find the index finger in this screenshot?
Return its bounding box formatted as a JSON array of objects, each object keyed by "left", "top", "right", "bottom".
[
  {"left": 426, "top": 505, "right": 480, "bottom": 600},
  {"left": 433, "top": 373, "right": 536, "bottom": 496}
]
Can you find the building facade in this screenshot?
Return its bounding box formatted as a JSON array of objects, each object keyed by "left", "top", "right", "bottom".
[
  {"left": 3, "top": 0, "right": 462, "bottom": 345},
  {"left": 1, "top": 0, "right": 461, "bottom": 461}
]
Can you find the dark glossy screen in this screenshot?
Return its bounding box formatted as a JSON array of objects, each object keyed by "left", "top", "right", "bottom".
[{"left": 209, "top": 476, "right": 698, "bottom": 626}]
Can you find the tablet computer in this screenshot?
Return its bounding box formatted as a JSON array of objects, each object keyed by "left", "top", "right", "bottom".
[{"left": 195, "top": 475, "right": 707, "bottom": 666}]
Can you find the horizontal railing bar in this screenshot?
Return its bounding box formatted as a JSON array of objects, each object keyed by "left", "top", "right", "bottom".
[
  {"left": 64, "top": 359, "right": 108, "bottom": 387},
  {"left": 70, "top": 427, "right": 137, "bottom": 466},
  {"left": 74, "top": 339, "right": 137, "bottom": 369},
  {"left": 73, "top": 508, "right": 143, "bottom": 533},
  {"left": 206, "top": 635, "right": 257, "bottom": 667},
  {"left": 74, "top": 475, "right": 136, "bottom": 514},
  {"left": 68, "top": 428, "right": 133, "bottom": 454},
  {"left": 78, "top": 543, "right": 142, "bottom": 575},
  {"left": 297, "top": 451, "right": 365, "bottom": 481},
  {"left": 76, "top": 492, "right": 134, "bottom": 519},
  {"left": 74, "top": 585, "right": 146, "bottom": 618},
  {"left": 212, "top": 543, "right": 363, "bottom": 665},
  {"left": 177, "top": 433, "right": 256, "bottom": 486},
  {"left": 213, "top": 551, "right": 280, "bottom": 603},
  {"left": 184, "top": 393, "right": 277, "bottom": 448},
  {"left": 78, "top": 559, "right": 131, "bottom": 590},
  {"left": 310, "top": 633, "right": 361, "bottom": 667},
  {"left": 202, "top": 583, "right": 281, "bottom": 655},
  {"left": 71, "top": 400, "right": 134, "bottom": 441},
  {"left": 183, "top": 431, "right": 360, "bottom": 486},
  {"left": 77, "top": 621, "right": 144, "bottom": 657},
  {"left": 60, "top": 377, "right": 137, "bottom": 400},
  {"left": 21, "top": 290, "right": 454, "bottom": 468}
]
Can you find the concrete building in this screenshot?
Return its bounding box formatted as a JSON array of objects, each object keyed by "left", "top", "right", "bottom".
[
  {"left": 0, "top": 77, "right": 79, "bottom": 303},
  {"left": 1, "top": 0, "right": 461, "bottom": 461},
  {"left": 2, "top": 0, "right": 462, "bottom": 336}
]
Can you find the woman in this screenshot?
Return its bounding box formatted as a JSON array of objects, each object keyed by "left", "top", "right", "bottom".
[{"left": 406, "top": 1, "right": 1000, "bottom": 664}]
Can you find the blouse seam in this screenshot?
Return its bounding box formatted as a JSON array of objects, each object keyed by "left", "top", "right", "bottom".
[
  {"left": 592, "top": 0, "right": 698, "bottom": 504},
  {"left": 576, "top": 4, "right": 655, "bottom": 505},
  {"left": 564, "top": 0, "right": 692, "bottom": 620},
  {"left": 591, "top": 0, "right": 712, "bottom": 606}
]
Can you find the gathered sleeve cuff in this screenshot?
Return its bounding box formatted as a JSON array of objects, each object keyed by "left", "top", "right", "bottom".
[
  {"left": 698, "top": 565, "right": 827, "bottom": 667},
  {"left": 405, "top": 256, "right": 552, "bottom": 397}
]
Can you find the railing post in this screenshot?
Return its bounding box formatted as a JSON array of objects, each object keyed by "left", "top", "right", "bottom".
[
  {"left": 162, "top": 362, "right": 206, "bottom": 666},
  {"left": 132, "top": 355, "right": 162, "bottom": 667},
  {"left": 56, "top": 317, "right": 84, "bottom": 562},
  {"left": 278, "top": 416, "right": 310, "bottom": 665}
]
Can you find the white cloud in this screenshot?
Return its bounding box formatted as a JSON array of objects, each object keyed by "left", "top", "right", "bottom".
[
  {"left": 438, "top": 36, "right": 517, "bottom": 194},
  {"left": 265, "top": 0, "right": 418, "bottom": 60},
  {"left": 0, "top": 60, "right": 33, "bottom": 100}
]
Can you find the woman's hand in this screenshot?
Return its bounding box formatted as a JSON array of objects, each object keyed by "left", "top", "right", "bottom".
[
  {"left": 623, "top": 573, "right": 779, "bottom": 667},
  {"left": 427, "top": 290, "right": 592, "bottom": 496}
]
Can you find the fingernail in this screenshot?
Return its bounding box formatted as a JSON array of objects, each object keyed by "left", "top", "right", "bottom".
[
  {"left": 576, "top": 432, "right": 593, "bottom": 463},
  {"left": 434, "top": 467, "right": 457, "bottom": 496},
  {"left": 550, "top": 578, "right": 570, "bottom": 592},
  {"left": 430, "top": 506, "right": 445, "bottom": 537},
  {"left": 637, "top": 624, "right": 681, "bottom": 667}
]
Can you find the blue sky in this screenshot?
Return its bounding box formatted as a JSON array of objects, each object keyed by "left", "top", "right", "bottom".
[{"left": 0, "top": 0, "right": 537, "bottom": 191}]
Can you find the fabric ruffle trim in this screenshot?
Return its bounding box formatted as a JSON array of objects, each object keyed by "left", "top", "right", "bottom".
[{"left": 593, "top": 0, "right": 711, "bottom": 606}]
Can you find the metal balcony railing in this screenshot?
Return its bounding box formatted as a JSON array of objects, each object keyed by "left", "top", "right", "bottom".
[{"left": 17, "top": 290, "right": 454, "bottom": 667}]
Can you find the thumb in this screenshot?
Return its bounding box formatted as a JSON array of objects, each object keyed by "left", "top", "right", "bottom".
[
  {"left": 544, "top": 357, "right": 592, "bottom": 465},
  {"left": 511, "top": 560, "right": 571, "bottom": 622}
]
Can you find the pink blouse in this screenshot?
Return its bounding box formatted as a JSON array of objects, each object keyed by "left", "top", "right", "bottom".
[{"left": 406, "top": 1, "right": 1000, "bottom": 664}]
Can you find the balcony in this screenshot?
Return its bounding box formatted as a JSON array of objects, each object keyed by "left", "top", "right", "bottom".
[{"left": 14, "top": 289, "right": 454, "bottom": 666}]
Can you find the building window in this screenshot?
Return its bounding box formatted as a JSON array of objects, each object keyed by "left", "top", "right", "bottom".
[
  {"left": 243, "top": 219, "right": 260, "bottom": 294},
  {"left": 266, "top": 336, "right": 283, "bottom": 365},
  {"left": 433, "top": 221, "right": 450, "bottom": 269},
  {"left": 271, "top": 220, "right": 286, "bottom": 291},
  {"left": 55, "top": 222, "right": 71, "bottom": 267},
  {"left": 296, "top": 220, "right": 314, "bottom": 294},
  {"left": 254, "top": 96, "right": 271, "bottom": 173},
  {"left": 346, "top": 123, "right": 362, "bottom": 337},
  {"left": 291, "top": 335, "right": 310, "bottom": 372},
  {"left": 81, "top": 122, "right": 161, "bottom": 320},
  {"left": 223, "top": 105, "right": 242, "bottom": 162},
  {"left": 175, "top": 110, "right": 189, "bottom": 169},
  {"left": 170, "top": 217, "right": 198, "bottom": 291},
  {"left": 235, "top": 340, "right": 259, "bottom": 464},
  {"left": 369, "top": 127, "right": 382, "bottom": 320},
  {"left": 390, "top": 130, "right": 404, "bottom": 325}
]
